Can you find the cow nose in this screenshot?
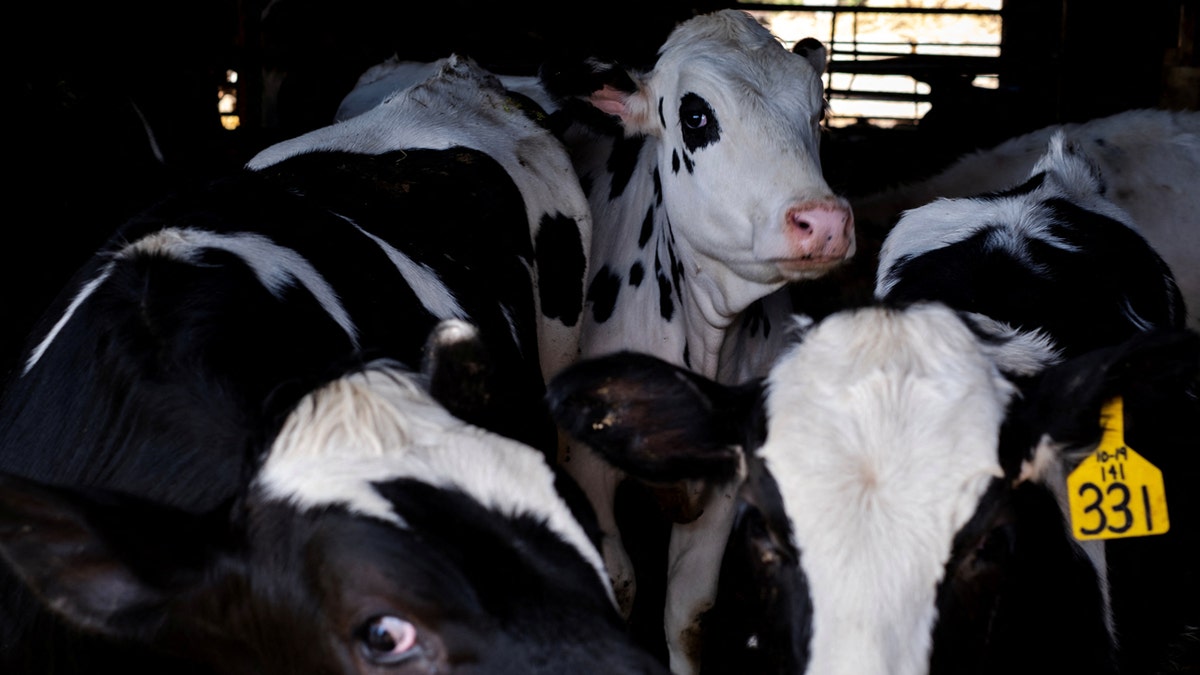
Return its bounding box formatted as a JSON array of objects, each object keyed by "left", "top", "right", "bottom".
[{"left": 786, "top": 200, "right": 855, "bottom": 259}]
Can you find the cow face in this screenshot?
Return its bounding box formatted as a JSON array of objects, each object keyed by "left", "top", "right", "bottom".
[
  {"left": 0, "top": 361, "right": 669, "bottom": 675},
  {"left": 548, "top": 302, "right": 1200, "bottom": 674},
  {"left": 543, "top": 10, "right": 854, "bottom": 299},
  {"left": 876, "top": 133, "right": 1186, "bottom": 359}
]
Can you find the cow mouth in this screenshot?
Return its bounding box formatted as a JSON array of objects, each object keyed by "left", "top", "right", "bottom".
[{"left": 775, "top": 255, "right": 852, "bottom": 280}]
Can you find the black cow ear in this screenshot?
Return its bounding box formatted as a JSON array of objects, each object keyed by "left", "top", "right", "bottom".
[
  {"left": 421, "top": 319, "right": 495, "bottom": 420},
  {"left": 538, "top": 56, "right": 648, "bottom": 134},
  {"left": 0, "top": 472, "right": 223, "bottom": 641},
  {"left": 792, "top": 37, "right": 828, "bottom": 76},
  {"left": 546, "top": 351, "right": 757, "bottom": 483}
]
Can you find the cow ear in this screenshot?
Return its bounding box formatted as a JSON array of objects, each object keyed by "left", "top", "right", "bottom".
[
  {"left": 1031, "top": 132, "right": 1107, "bottom": 200},
  {"left": 546, "top": 351, "right": 756, "bottom": 483},
  {"left": 792, "top": 37, "right": 828, "bottom": 76},
  {"left": 0, "top": 472, "right": 224, "bottom": 641},
  {"left": 538, "top": 57, "right": 656, "bottom": 136},
  {"left": 1009, "top": 328, "right": 1200, "bottom": 481},
  {"left": 421, "top": 319, "right": 496, "bottom": 422}
]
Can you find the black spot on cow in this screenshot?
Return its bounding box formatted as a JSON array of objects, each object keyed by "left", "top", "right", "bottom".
[
  {"left": 741, "top": 298, "right": 771, "bottom": 339},
  {"left": 679, "top": 92, "right": 721, "bottom": 153},
  {"left": 535, "top": 213, "right": 587, "bottom": 326},
  {"left": 983, "top": 172, "right": 1046, "bottom": 201},
  {"left": 672, "top": 149, "right": 681, "bottom": 175},
  {"left": 683, "top": 152, "right": 694, "bottom": 175},
  {"left": 652, "top": 167, "right": 663, "bottom": 206},
  {"left": 655, "top": 252, "right": 675, "bottom": 321},
  {"left": 587, "top": 265, "right": 622, "bottom": 323},
  {"left": 608, "top": 135, "right": 646, "bottom": 201},
  {"left": 658, "top": 97, "right": 666, "bottom": 128},
  {"left": 629, "top": 262, "right": 645, "bottom": 287},
  {"left": 579, "top": 172, "right": 595, "bottom": 199},
  {"left": 639, "top": 205, "right": 655, "bottom": 248},
  {"left": 792, "top": 37, "right": 824, "bottom": 59},
  {"left": 666, "top": 239, "right": 682, "bottom": 299},
  {"left": 683, "top": 342, "right": 691, "bottom": 369}
]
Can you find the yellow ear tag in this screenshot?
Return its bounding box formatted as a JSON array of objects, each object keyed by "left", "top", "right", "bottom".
[{"left": 1067, "top": 397, "right": 1169, "bottom": 540}]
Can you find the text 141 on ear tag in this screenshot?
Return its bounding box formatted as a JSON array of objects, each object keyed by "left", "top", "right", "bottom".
[{"left": 1067, "top": 397, "right": 1169, "bottom": 541}]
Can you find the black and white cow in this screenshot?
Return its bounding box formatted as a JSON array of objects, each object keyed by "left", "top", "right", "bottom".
[
  {"left": 858, "top": 108, "right": 1200, "bottom": 333},
  {"left": 547, "top": 301, "right": 1200, "bottom": 675},
  {"left": 0, "top": 56, "right": 666, "bottom": 674},
  {"left": 537, "top": 11, "right": 855, "bottom": 670},
  {"left": 876, "top": 131, "right": 1187, "bottom": 362}
]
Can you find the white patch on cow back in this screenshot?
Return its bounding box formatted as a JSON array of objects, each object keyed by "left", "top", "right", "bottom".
[
  {"left": 760, "top": 303, "right": 1011, "bottom": 675},
  {"left": 336, "top": 213, "right": 467, "bottom": 322},
  {"left": 24, "top": 265, "right": 115, "bottom": 376},
  {"left": 256, "top": 362, "right": 613, "bottom": 604},
  {"left": 23, "top": 227, "right": 359, "bottom": 375}
]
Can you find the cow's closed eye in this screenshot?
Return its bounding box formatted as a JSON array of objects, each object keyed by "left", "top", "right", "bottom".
[{"left": 358, "top": 614, "right": 422, "bottom": 665}]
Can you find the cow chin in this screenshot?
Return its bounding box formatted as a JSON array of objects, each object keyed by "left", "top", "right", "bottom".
[{"left": 775, "top": 255, "right": 853, "bottom": 281}]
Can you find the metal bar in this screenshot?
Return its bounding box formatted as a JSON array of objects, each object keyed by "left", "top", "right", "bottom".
[
  {"left": 827, "top": 89, "right": 932, "bottom": 102},
  {"left": 736, "top": 3, "right": 1002, "bottom": 16}
]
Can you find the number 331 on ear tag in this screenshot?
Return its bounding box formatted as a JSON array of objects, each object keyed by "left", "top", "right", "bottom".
[{"left": 1067, "top": 397, "right": 1169, "bottom": 540}]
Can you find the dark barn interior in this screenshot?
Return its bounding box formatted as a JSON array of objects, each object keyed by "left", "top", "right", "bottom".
[{"left": 8, "top": 0, "right": 1198, "bottom": 380}]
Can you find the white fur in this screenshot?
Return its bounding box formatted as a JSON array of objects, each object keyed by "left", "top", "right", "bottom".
[
  {"left": 256, "top": 361, "right": 614, "bottom": 606},
  {"left": 761, "top": 303, "right": 1011, "bottom": 675},
  {"left": 333, "top": 55, "right": 558, "bottom": 122}
]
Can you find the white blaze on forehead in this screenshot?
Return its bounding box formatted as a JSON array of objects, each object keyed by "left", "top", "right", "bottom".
[
  {"left": 255, "top": 363, "right": 613, "bottom": 603},
  {"left": 760, "top": 303, "right": 1011, "bottom": 675}
]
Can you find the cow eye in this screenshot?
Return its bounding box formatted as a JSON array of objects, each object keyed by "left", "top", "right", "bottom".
[
  {"left": 678, "top": 93, "right": 721, "bottom": 152},
  {"left": 358, "top": 614, "right": 421, "bottom": 665}
]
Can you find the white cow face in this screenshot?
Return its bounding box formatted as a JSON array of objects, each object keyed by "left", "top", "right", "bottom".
[
  {"left": 545, "top": 10, "right": 855, "bottom": 295},
  {"left": 641, "top": 14, "right": 852, "bottom": 283},
  {"left": 548, "top": 302, "right": 1200, "bottom": 674}
]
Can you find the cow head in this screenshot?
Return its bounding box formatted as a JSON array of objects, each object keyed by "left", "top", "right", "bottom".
[
  {"left": 542, "top": 9, "right": 854, "bottom": 299},
  {"left": 876, "top": 133, "right": 1186, "bottom": 359},
  {"left": 0, "top": 333, "right": 669, "bottom": 674},
  {"left": 547, "top": 302, "right": 1200, "bottom": 674}
]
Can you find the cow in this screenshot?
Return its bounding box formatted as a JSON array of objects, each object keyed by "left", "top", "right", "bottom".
[
  {"left": 857, "top": 108, "right": 1200, "bottom": 332},
  {"left": 875, "top": 131, "right": 1187, "bottom": 361},
  {"left": 546, "top": 301, "right": 1200, "bottom": 675},
  {"left": 0, "top": 56, "right": 670, "bottom": 674},
  {"left": 536, "top": 12, "right": 856, "bottom": 672}
]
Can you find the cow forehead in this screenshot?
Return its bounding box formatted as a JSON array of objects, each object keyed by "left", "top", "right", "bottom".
[
  {"left": 254, "top": 364, "right": 608, "bottom": 589},
  {"left": 653, "top": 24, "right": 824, "bottom": 118},
  {"left": 759, "top": 304, "right": 1008, "bottom": 671}
]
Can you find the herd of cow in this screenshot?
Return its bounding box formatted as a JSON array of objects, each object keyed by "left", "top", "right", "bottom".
[{"left": 1, "top": 9, "right": 1197, "bottom": 675}]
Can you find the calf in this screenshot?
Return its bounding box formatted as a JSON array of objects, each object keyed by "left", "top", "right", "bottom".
[
  {"left": 547, "top": 301, "right": 1200, "bottom": 674},
  {"left": 539, "top": 11, "right": 854, "bottom": 670},
  {"left": 858, "top": 108, "right": 1200, "bottom": 332},
  {"left": 0, "top": 56, "right": 664, "bottom": 674},
  {"left": 0, "top": 352, "right": 669, "bottom": 675},
  {"left": 876, "top": 131, "right": 1187, "bottom": 361}
]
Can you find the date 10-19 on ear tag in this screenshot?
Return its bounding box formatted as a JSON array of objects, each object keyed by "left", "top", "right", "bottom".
[{"left": 1067, "top": 397, "right": 1169, "bottom": 541}]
